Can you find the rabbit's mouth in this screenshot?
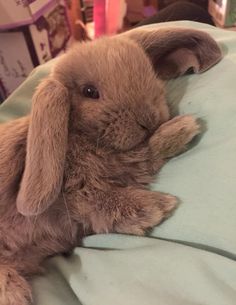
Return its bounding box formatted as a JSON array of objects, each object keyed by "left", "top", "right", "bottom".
[
  {"left": 137, "top": 120, "right": 158, "bottom": 136},
  {"left": 94, "top": 108, "right": 161, "bottom": 152},
  {"left": 98, "top": 121, "right": 153, "bottom": 152}
]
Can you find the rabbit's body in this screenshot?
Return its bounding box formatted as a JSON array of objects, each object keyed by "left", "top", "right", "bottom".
[
  {"left": 0, "top": 27, "right": 222, "bottom": 304},
  {"left": 0, "top": 113, "right": 195, "bottom": 288},
  {"left": 0, "top": 116, "right": 186, "bottom": 263}
]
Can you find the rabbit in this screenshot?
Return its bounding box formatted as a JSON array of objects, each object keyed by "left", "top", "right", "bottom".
[{"left": 0, "top": 27, "right": 222, "bottom": 305}]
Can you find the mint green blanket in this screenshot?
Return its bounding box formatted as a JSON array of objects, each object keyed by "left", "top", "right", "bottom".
[{"left": 1, "top": 21, "right": 236, "bottom": 304}]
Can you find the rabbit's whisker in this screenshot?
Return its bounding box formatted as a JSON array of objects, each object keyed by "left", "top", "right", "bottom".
[
  {"left": 62, "top": 192, "right": 74, "bottom": 240},
  {"left": 96, "top": 135, "right": 100, "bottom": 153},
  {"left": 29, "top": 201, "right": 42, "bottom": 243}
]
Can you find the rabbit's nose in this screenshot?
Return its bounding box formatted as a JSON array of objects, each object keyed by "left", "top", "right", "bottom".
[
  {"left": 139, "top": 123, "right": 150, "bottom": 132},
  {"left": 138, "top": 120, "right": 157, "bottom": 135},
  {"left": 137, "top": 113, "right": 159, "bottom": 134}
]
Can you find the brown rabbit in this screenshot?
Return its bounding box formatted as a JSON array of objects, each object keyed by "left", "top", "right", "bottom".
[{"left": 0, "top": 27, "right": 221, "bottom": 305}]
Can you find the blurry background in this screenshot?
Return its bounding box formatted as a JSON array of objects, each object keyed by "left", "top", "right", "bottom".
[{"left": 0, "top": 0, "right": 235, "bottom": 102}]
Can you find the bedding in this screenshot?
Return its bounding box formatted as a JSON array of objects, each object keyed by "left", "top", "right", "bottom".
[{"left": 1, "top": 21, "right": 236, "bottom": 304}]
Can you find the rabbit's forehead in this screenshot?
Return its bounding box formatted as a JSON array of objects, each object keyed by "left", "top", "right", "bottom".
[
  {"left": 92, "top": 39, "right": 152, "bottom": 73},
  {"left": 73, "top": 38, "right": 158, "bottom": 88}
]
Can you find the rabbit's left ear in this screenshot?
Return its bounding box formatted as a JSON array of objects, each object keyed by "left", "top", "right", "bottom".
[
  {"left": 123, "top": 27, "right": 222, "bottom": 79},
  {"left": 16, "top": 78, "right": 70, "bottom": 216}
]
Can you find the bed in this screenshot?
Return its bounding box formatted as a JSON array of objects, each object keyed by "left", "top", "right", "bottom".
[{"left": 1, "top": 21, "right": 236, "bottom": 305}]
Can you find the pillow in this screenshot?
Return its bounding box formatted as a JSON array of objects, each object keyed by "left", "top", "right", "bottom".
[
  {"left": 1, "top": 21, "right": 236, "bottom": 258},
  {"left": 2, "top": 21, "right": 236, "bottom": 305}
]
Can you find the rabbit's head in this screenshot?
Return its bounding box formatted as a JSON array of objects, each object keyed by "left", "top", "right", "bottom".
[
  {"left": 16, "top": 27, "right": 222, "bottom": 216},
  {"left": 54, "top": 37, "right": 168, "bottom": 152}
]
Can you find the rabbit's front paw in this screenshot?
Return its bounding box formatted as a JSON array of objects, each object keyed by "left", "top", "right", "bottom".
[
  {"left": 114, "top": 190, "right": 178, "bottom": 235},
  {"left": 150, "top": 115, "right": 201, "bottom": 159},
  {"left": 167, "top": 114, "right": 201, "bottom": 143}
]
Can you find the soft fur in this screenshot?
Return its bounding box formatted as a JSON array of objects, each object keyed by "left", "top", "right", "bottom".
[{"left": 0, "top": 27, "right": 222, "bottom": 305}]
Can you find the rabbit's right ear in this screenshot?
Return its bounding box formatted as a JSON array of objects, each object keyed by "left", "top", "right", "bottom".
[
  {"left": 16, "top": 78, "right": 69, "bottom": 216},
  {"left": 122, "top": 27, "right": 222, "bottom": 79}
]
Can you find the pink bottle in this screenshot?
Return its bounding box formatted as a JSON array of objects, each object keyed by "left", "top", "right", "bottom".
[
  {"left": 94, "top": 0, "right": 106, "bottom": 38},
  {"left": 94, "top": 0, "right": 125, "bottom": 38}
]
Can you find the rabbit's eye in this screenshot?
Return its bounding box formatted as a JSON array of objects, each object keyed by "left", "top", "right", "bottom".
[{"left": 82, "top": 85, "right": 100, "bottom": 99}]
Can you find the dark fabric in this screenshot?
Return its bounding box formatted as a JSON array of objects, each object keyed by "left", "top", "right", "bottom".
[
  {"left": 158, "top": 0, "right": 208, "bottom": 10},
  {"left": 136, "top": 1, "right": 215, "bottom": 27}
]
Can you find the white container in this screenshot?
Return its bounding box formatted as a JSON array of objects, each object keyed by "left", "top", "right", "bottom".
[
  {"left": 0, "top": 0, "right": 71, "bottom": 100},
  {"left": 0, "top": 0, "right": 55, "bottom": 30}
]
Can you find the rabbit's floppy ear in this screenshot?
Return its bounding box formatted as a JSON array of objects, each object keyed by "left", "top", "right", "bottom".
[
  {"left": 123, "top": 27, "right": 222, "bottom": 79},
  {"left": 16, "top": 78, "right": 69, "bottom": 216}
]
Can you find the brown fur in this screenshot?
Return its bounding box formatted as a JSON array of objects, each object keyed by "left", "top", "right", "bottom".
[{"left": 0, "top": 27, "right": 221, "bottom": 304}]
